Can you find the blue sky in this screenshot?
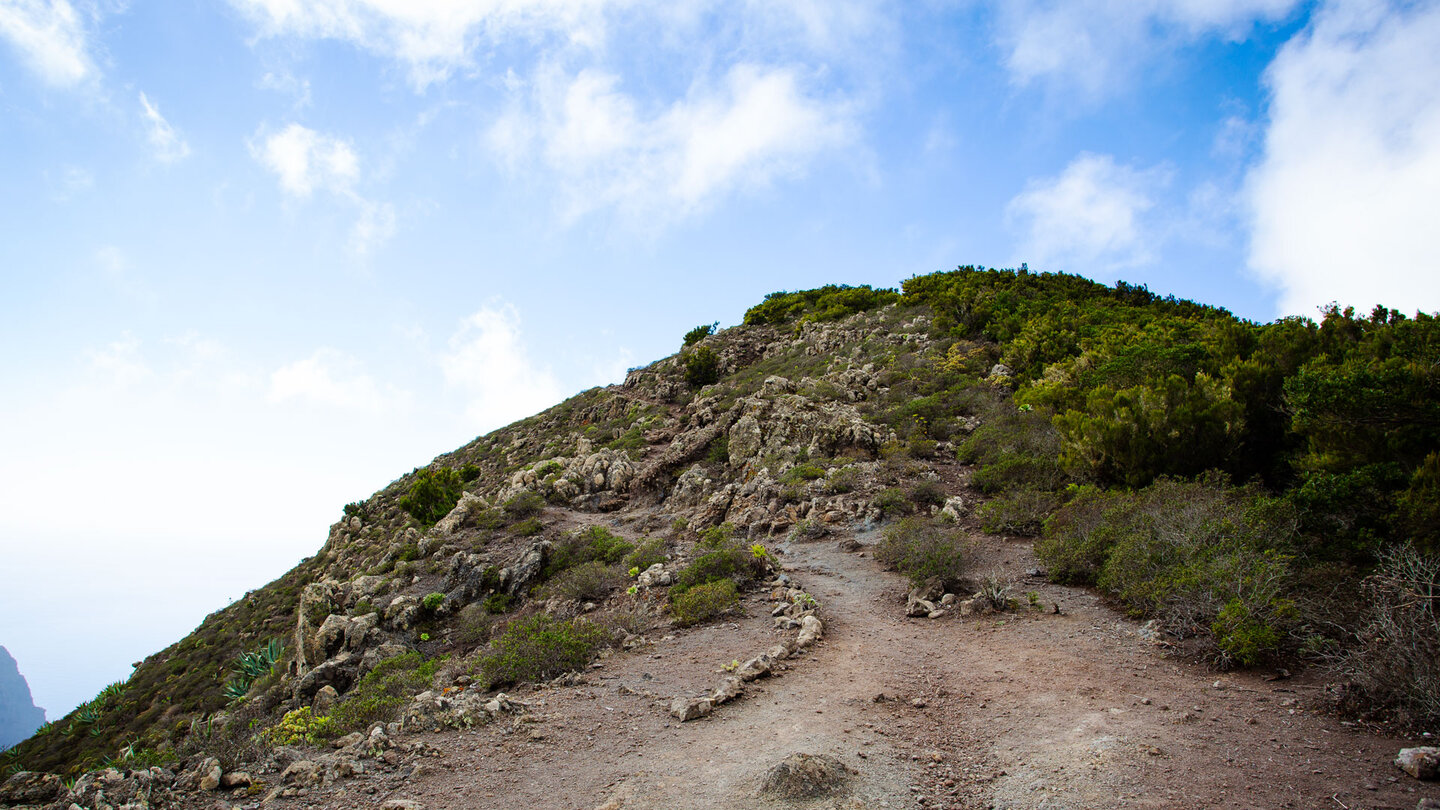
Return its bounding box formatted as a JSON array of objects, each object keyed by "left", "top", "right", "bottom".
[{"left": 2, "top": 0, "right": 1438, "bottom": 721}]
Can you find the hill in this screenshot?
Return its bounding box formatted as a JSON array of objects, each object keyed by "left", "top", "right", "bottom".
[{"left": 2, "top": 267, "right": 1436, "bottom": 809}]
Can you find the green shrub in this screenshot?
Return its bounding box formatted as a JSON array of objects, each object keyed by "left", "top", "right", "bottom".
[
  {"left": 483, "top": 593, "right": 513, "bottom": 614},
  {"left": 908, "top": 480, "right": 947, "bottom": 508},
  {"left": 623, "top": 537, "right": 668, "bottom": 572},
  {"left": 871, "top": 488, "right": 913, "bottom": 518},
  {"left": 875, "top": 517, "right": 969, "bottom": 587},
  {"left": 683, "top": 322, "right": 717, "bottom": 347},
  {"left": 263, "top": 707, "right": 334, "bottom": 747},
  {"left": 671, "top": 579, "right": 740, "bottom": 626},
  {"left": 512, "top": 517, "right": 544, "bottom": 537},
  {"left": 780, "top": 462, "right": 826, "bottom": 485},
  {"left": 1036, "top": 486, "right": 1132, "bottom": 584},
  {"left": 460, "top": 463, "right": 482, "bottom": 482},
  {"left": 545, "top": 561, "right": 624, "bottom": 602},
  {"left": 503, "top": 491, "right": 546, "bottom": 520},
  {"left": 977, "top": 488, "right": 1063, "bottom": 535},
  {"left": 684, "top": 347, "right": 720, "bottom": 387},
  {"left": 742, "top": 284, "right": 899, "bottom": 326},
  {"left": 674, "top": 524, "right": 765, "bottom": 594},
  {"left": 343, "top": 501, "right": 364, "bottom": 518},
  {"left": 328, "top": 652, "right": 441, "bottom": 734},
  {"left": 399, "top": 467, "right": 465, "bottom": 526},
  {"left": 479, "top": 615, "right": 611, "bottom": 687},
  {"left": 421, "top": 592, "right": 445, "bottom": 612},
  {"left": 221, "top": 638, "right": 285, "bottom": 702},
  {"left": 824, "top": 466, "right": 859, "bottom": 494},
  {"left": 548, "top": 526, "right": 635, "bottom": 577},
  {"left": 457, "top": 603, "right": 498, "bottom": 646}
]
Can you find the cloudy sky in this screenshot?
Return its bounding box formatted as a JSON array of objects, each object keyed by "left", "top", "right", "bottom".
[{"left": 2, "top": 0, "right": 1438, "bottom": 721}]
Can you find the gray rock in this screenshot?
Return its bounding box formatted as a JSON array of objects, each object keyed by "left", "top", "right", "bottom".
[
  {"left": 1396, "top": 747, "right": 1440, "bottom": 780},
  {"left": 312, "top": 684, "right": 340, "bottom": 714},
  {"left": 199, "top": 759, "right": 223, "bottom": 791},
  {"left": 220, "top": 771, "right": 252, "bottom": 789},
  {"left": 712, "top": 675, "right": 743, "bottom": 705},
  {"left": 796, "top": 615, "right": 823, "bottom": 648},
  {"left": 0, "top": 771, "right": 63, "bottom": 804},
  {"left": 759, "top": 753, "right": 852, "bottom": 799},
  {"left": 381, "top": 801, "right": 425, "bottom": 810},
  {"left": 670, "top": 697, "right": 713, "bottom": 722},
  {"left": 735, "top": 654, "right": 775, "bottom": 682},
  {"left": 281, "top": 759, "right": 321, "bottom": 787}
]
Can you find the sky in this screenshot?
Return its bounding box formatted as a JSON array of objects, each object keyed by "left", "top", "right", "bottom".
[{"left": 1, "top": 0, "right": 1438, "bottom": 723}]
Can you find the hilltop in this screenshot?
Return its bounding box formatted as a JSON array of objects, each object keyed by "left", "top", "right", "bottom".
[{"left": 2, "top": 268, "right": 1437, "bottom": 809}]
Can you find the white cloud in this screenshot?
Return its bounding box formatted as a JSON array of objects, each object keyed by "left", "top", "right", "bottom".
[
  {"left": 268, "top": 348, "right": 400, "bottom": 412},
  {"left": 350, "top": 198, "right": 397, "bottom": 256},
  {"left": 0, "top": 0, "right": 96, "bottom": 87},
  {"left": 1246, "top": 0, "right": 1440, "bottom": 316},
  {"left": 86, "top": 332, "right": 152, "bottom": 386},
  {"left": 994, "top": 0, "right": 1302, "bottom": 98},
  {"left": 252, "top": 123, "right": 358, "bottom": 197},
  {"left": 1007, "top": 152, "right": 1170, "bottom": 273},
  {"left": 490, "top": 63, "right": 852, "bottom": 222},
  {"left": 138, "top": 92, "right": 191, "bottom": 163},
  {"left": 440, "top": 304, "right": 564, "bottom": 431}
]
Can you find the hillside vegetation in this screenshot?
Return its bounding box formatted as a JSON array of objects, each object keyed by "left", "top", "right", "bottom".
[{"left": 3, "top": 267, "right": 1436, "bottom": 789}]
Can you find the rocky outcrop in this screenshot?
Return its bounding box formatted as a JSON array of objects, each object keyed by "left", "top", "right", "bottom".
[{"left": 760, "top": 753, "right": 854, "bottom": 799}]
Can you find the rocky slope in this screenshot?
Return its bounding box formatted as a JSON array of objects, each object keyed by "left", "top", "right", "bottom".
[
  {"left": 0, "top": 648, "right": 44, "bottom": 752},
  {"left": 2, "top": 277, "right": 1436, "bottom": 809}
]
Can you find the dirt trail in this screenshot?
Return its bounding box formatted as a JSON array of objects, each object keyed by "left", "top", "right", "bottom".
[{"left": 261, "top": 516, "right": 1438, "bottom": 810}]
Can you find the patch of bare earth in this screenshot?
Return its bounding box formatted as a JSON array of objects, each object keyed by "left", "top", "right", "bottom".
[{"left": 273, "top": 516, "right": 1438, "bottom": 810}]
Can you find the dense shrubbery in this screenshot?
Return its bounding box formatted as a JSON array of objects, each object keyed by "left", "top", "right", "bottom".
[
  {"left": 1038, "top": 477, "right": 1299, "bottom": 667},
  {"left": 399, "top": 467, "right": 465, "bottom": 526},
  {"left": 683, "top": 322, "right": 717, "bottom": 346},
  {"left": 743, "top": 284, "right": 900, "bottom": 325},
  {"left": 327, "top": 652, "right": 442, "bottom": 735},
  {"left": 478, "top": 615, "right": 611, "bottom": 687},
  {"left": 684, "top": 346, "right": 720, "bottom": 387},
  {"left": 875, "top": 517, "right": 970, "bottom": 588}
]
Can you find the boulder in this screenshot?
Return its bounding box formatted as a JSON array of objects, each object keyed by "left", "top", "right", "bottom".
[
  {"left": 760, "top": 753, "right": 852, "bottom": 799},
  {"left": 1396, "top": 747, "right": 1440, "bottom": 780},
  {"left": 712, "top": 675, "right": 743, "bottom": 705},
  {"left": 281, "top": 760, "right": 321, "bottom": 788},
  {"left": 796, "top": 615, "right": 824, "bottom": 648},
  {"left": 670, "top": 697, "right": 713, "bottom": 722},
  {"left": 0, "top": 771, "right": 63, "bottom": 805}
]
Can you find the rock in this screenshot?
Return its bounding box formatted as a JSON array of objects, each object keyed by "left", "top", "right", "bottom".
[
  {"left": 0, "top": 771, "right": 63, "bottom": 804},
  {"left": 199, "top": 760, "right": 223, "bottom": 791},
  {"left": 906, "top": 579, "right": 944, "bottom": 616},
  {"left": 281, "top": 760, "right": 321, "bottom": 787},
  {"left": 939, "top": 593, "right": 956, "bottom": 607},
  {"left": 313, "top": 684, "right": 340, "bottom": 714},
  {"left": 220, "top": 772, "right": 252, "bottom": 789},
  {"left": 1417, "top": 799, "right": 1440, "bottom": 810},
  {"left": 906, "top": 598, "right": 936, "bottom": 618},
  {"left": 1396, "top": 747, "right": 1440, "bottom": 780},
  {"left": 380, "top": 801, "right": 424, "bottom": 810},
  {"left": 836, "top": 537, "right": 861, "bottom": 552},
  {"left": 735, "top": 654, "right": 775, "bottom": 682},
  {"left": 940, "top": 496, "right": 967, "bottom": 521},
  {"left": 711, "top": 675, "right": 743, "bottom": 705},
  {"left": 988, "top": 363, "right": 1013, "bottom": 379},
  {"left": 927, "top": 609, "right": 948, "bottom": 619},
  {"left": 796, "top": 615, "right": 824, "bottom": 648},
  {"left": 760, "top": 753, "right": 852, "bottom": 799},
  {"left": 670, "top": 697, "right": 713, "bottom": 722}
]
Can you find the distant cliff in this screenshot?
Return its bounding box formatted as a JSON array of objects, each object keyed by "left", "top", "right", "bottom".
[{"left": 0, "top": 646, "right": 44, "bottom": 751}]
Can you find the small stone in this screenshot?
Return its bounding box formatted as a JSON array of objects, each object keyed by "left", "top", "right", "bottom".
[
  {"left": 220, "top": 772, "right": 252, "bottom": 789},
  {"left": 1396, "top": 747, "right": 1440, "bottom": 780},
  {"left": 380, "top": 800, "right": 424, "bottom": 810},
  {"left": 670, "top": 697, "right": 713, "bottom": 722}
]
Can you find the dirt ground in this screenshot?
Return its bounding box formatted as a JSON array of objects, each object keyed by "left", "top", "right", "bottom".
[{"left": 267, "top": 505, "right": 1439, "bottom": 810}]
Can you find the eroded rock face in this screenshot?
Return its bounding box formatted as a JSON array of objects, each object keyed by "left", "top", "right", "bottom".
[
  {"left": 759, "top": 753, "right": 853, "bottom": 799},
  {"left": 0, "top": 771, "right": 62, "bottom": 805}
]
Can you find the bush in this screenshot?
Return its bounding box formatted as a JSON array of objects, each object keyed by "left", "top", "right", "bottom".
[
  {"left": 673, "top": 524, "right": 765, "bottom": 594},
  {"left": 875, "top": 517, "right": 969, "bottom": 588},
  {"left": 823, "top": 466, "right": 860, "bottom": 494},
  {"left": 545, "top": 561, "right": 625, "bottom": 602},
  {"left": 263, "top": 707, "right": 334, "bottom": 747},
  {"left": 977, "top": 488, "right": 1063, "bottom": 536},
  {"left": 684, "top": 347, "right": 720, "bottom": 387},
  {"left": 328, "top": 652, "right": 441, "bottom": 735},
  {"left": 671, "top": 579, "right": 740, "bottom": 626},
  {"left": 871, "top": 488, "right": 913, "bottom": 518},
  {"left": 479, "top": 615, "right": 611, "bottom": 687},
  {"left": 548, "top": 526, "right": 635, "bottom": 577},
  {"left": 399, "top": 467, "right": 465, "bottom": 526},
  {"left": 1041, "top": 476, "right": 1300, "bottom": 667},
  {"left": 683, "top": 322, "right": 717, "bottom": 347},
  {"left": 908, "top": 480, "right": 947, "bottom": 508},
  {"left": 512, "top": 517, "right": 544, "bottom": 537},
  {"left": 623, "top": 537, "right": 668, "bottom": 572},
  {"left": 503, "top": 491, "right": 546, "bottom": 520},
  {"left": 421, "top": 592, "right": 445, "bottom": 612},
  {"left": 1334, "top": 544, "right": 1440, "bottom": 725},
  {"left": 780, "top": 462, "right": 827, "bottom": 485}
]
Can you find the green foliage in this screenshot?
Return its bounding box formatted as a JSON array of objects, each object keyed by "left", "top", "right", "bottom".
[
  {"left": 482, "top": 593, "right": 513, "bottom": 614},
  {"left": 623, "top": 537, "right": 668, "bottom": 572},
  {"left": 674, "top": 523, "right": 766, "bottom": 595},
  {"left": 823, "top": 466, "right": 860, "bottom": 494},
  {"left": 263, "top": 707, "right": 334, "bottom": 747},
  {"left": 512, "top": 517, "right": 544, "bottom": 537},
  {"left": 421, "top": 592, "right": 445, "bottom": 612},
  {"left": 704, "top": 434, "right": 730, "bottom": 464},
  {"left": 976, "top": 489, "right": 1063, "bottom": 536},
  {"left": 545, "top": 561, "right": 625, "bottom": 602},
  {"left": 684, "top": 346, "right": 721, "bottom": 387},
  {"left": 343, "top": 501, "right": 364, "bottom": 518},
  {"left": 478, "top": 615, "right": 611, "bottom": 687},
  {"left": 222, "top": 638, "right": 285, "bottom": 702},
  {"left": 399, "top": 467, "right": 465, "bottom": 526},
  {"left": 743, "top": 284, "right": 900, "bottom": 326},
  {"left": 460, "top": 463, "right": 482, "bottom": 482},
  {"left": 875, "top": 517, "right": 970, "bottom": 587},
  {"left": 329, "top": 652, "right": 441, "bottom": 734},
  {"left": 780, "top": 462, "right": 826, "bottom": 485},
  {"left": 907, "top": 480, "right": 947, "bottom": 508},
  {"left": 503, "top": 491, "right": 547, "bottom": 520},
  {"left": 870, "top": 488, "right": 913, "bottom": 518},
  {"left": 1039, "top": 476, "right": 1299, "bottom": 666},
  {"left": 671, "top": 579, "right": 740, "bottom": 626},
  {"left": 684, "top": 322, "right": 718, "bottom": 347},
  {"left": 548, "top": 525, "right": 635, "bottom": 578}
]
